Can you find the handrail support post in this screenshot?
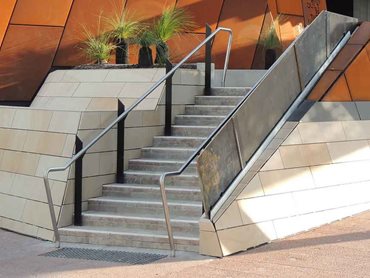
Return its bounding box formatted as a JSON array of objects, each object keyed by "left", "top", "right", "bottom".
[
  {"left": 117, "top": 100, "right": 125, "bottom": 183},
  {"left": 205, "top": 24, "right": 212, "bottom": 95},
  {"left": 159, "top": 175, "right": 176, "bottom": 257},
  {"left": 74, "top": 136, "right": 83, "bottom": 226},
  {"left": 165, "top": 60, "right": 173, "bottom": 136}
]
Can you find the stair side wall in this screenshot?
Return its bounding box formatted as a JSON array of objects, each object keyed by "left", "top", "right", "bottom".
[
  {"left": 201, "top": 103, "right": 370, "bottom": 257},
  {"left": 0, "top": 107, "right": 80, "bottom": 241},
  {"left": 0, "top": 68, "right": 205, "bottom": 241}
]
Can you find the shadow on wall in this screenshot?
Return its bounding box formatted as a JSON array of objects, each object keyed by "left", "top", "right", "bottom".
[
  {"left": 0, "top": 24, "right": 64, "bottom": 103},
  {"left": 0, "top": 47, "right": 59, "bottom": 103}
]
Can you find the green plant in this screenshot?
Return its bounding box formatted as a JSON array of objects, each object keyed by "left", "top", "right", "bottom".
[
  {"left": 105, "top": 8, "right": 142, "bottom": 64},
  {"left": 259, "top": 16, "right": 283, "bottom": 69},
  {"left": 152, "top": 7, "right": 196, "bottom": 64},
  {"left": 81, "top": 14, "right": 115, "bottom": 64},
  {"left": 105, "top": 10, "right": 141, "bottom": 42},
  {"left": 153, "top": 7, "right": 195, "bottom": 43},
  {"left": 82, "top": 28, "right": 115, "bottom": 64},
  {"left": 138, "top": 30, "right": 156, "bottom": 47},
  {"left": 259, "top": 16, "right": 282, "bottom": 50}
]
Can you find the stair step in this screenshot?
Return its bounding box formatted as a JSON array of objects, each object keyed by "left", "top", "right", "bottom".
[
  {"left": 175, "top": 115, "right": 224, "bottom": 126},
  {"left": 60, "top": 226, "right": 199, "bottom": 252},
  {"left": 185, "top": 105, "right": 234, "bottom": 116},
  {"left": 124, "top": 171, "right": 201, "bottom": 187},
  {"left": 141, "top": 147, "right": 196, "bottom": 160},
  {"left": 103, "top": 184, "right": 202, "bottom": 201},
  {"left": 88, "top": 197, "right": 202, "bottom": 218},
  {"left": 211, "top": 87, "right": 251, "bottom": 96},
  {"left": 153, "top": 136, "right": 206, "bottom": 148},
  {"left": 58, "top": 86, "right": 252, "bottom": 252},
  {"left": 172, "top": 125, "right": 215, "bottom": 137},
  {"left": 81, "top": 211, "right": 199, "bottom": 235},
  {"left": 195, "top": 95, "right": 243, "bottom": 105},
  {"left": 128, "top": 159, "right": 197, "bottom": 174}
]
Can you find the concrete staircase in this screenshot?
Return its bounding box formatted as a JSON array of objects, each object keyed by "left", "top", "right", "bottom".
[{"left": 60, "top": 87, "right": 250, "bottom": 252}]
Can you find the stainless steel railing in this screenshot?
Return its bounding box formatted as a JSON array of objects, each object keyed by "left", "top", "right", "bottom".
[{"left": 43, "top": 27, "right": 233, "bottom": 255}]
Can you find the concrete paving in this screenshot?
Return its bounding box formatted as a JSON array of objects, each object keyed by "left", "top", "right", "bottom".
[{"left": 1, "top": 211, "right": 370, "bottom": 277}]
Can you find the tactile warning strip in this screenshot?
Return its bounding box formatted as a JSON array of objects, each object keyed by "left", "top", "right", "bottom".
[{"left": 40, "top": 248, "right": 167, "bottom": 265}]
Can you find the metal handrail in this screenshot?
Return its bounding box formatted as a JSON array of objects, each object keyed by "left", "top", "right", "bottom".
[{"left": 43, "top": 27, "right": 233, "bottom": 254}]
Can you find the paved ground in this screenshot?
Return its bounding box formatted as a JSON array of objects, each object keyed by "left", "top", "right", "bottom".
[{"left": 1, "top": 211, "right": 370, "bottom": 278}]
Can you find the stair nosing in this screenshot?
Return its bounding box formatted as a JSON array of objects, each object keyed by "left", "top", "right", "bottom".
[
  {"left": 186, "top": 105, "right": 235, "bottom": 108},
  {"left": 172, "top": 125, "right": 216, "bottom": 128},
  {"left": 81, "top": 212, "right": 200, "bottom": 224},
  {"left": 195, "top": 95, "right": 243, "bottom": 98},
  {"left": 176, "top": 115, "right": 224, "bottom": 118},
  {"left": 103, "top": 184, "right": 201, "bottom": 192},
  {"left": 60, "top": 226, "right": 199, "bottom": 241},
  {"left": 141, "top": 147, "right": 197, "bottom": 151},
  {"left": 124, "top": 170, "right": 198, "bottom": 177},
  {"left": 129, "top": 158, "right": 197, "bottom": 164},
  {"left": 90, "top": 197, "right": 202, "bottom": 207},
  {"left": 154, "top": 136, "right": 207, "bottom": 139},
  {"left": 212, "top": 86, "right": 252, "bottom": 89}
]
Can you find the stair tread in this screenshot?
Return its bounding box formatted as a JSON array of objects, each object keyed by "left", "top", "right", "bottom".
[
  {"left": 90, "top": 196, "right": 202, "bottom": 207},
  {"left": 212, "top": 86, "right": 252, "bottom": 89},
  {"left": 60, "top": 225, "right": 199, "bottom": 241},
  {"left": 196, "top": 95, "right": 243, "bottom": 98},
  {"left": 104, "top": 183, "right": 201, "bottom": 192},
  {"left": 187, "top": 105, "right": 235, "bottom": 108},
  {"left": 176, "top": 114, "right": 224, "bottom": 118},
  {"left": 82, "top": 210, "right": 199, "bottom": 223},
  {"left": 129, "top": 158, "right": 197, "bottom": 164},
  {"left": 124, "top": 170, "right": 198, "bottom": 176},
  {"left": 154, "top": 135, "right": 206, "bottom": 139},
  {"left": 142, "top": 147, "right": 196, "bottom": 151},
  {"left": 172, "top": 125, "right": 216, "bottom": 128}
]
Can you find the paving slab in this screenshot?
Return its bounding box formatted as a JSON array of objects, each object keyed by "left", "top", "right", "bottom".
[{"left": 1, "top": 210, "right": 370, "bottom": 277}]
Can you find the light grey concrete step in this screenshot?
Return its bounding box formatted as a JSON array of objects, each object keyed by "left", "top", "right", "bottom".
[
  {"left": 172, "top": 125, "right": 215, "bottom": 137},
  {"left": 81, "top": 211, "right": 200, "bottom": 235},
  {"left": 124, "top": 170, "right": 201, "bottom": 187},
  {"left": 211, "top": 87, "right": 251, "bottom": 96},
  {"left": 175, "top": 115, "right": 224, "bottom": 126},
  {"left": 153, "top": 136, "right": 206, "bottom": 148},
  {"left": 103, "top": 184, "right": 202, "bottom": 202},
  {"left": 88, "top": 197, "right": 202, "bottom": 218},
  {"left": 60, "top": 226, "right": 199, "bottom": 252},
  {"left": 141, "top": 147, "right": 196, "bottom": 160},
  {"left": 185, "top": 105, "right": 234, "bottom": 116},
  {"left": 128, "top": 159, "right": 197, "bottom": 174},
  {"left": 195, "top": 95, "right": 243, "bottom": 106}
]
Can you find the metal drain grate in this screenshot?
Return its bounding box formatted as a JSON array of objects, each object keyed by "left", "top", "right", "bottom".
[{"left": 41, "top": 248, "right": 167, "bottom": 265}]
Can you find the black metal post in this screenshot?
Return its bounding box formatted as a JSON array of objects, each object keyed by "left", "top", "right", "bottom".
[
  {"left": 116, "top": 100, "right": 125, "bottom": 183},
  {"left": 205, "top": 24, "right": 212, "bottom": 95},
  {"left": 165, "top": 60, "right": 173, "bottom": 136},
  {"left": 74, "top": 136, "right": 83, "bottom": 226}
]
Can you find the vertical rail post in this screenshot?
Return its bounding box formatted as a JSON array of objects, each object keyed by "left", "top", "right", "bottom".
[
  {"left": 74, "top": 136, "right": 83, "bottom": 226},
  {"left": 205, "top": 24, "right": 212, "bottom": 95},
  {"left": 165, "top": 60, "right": 173, "bottom": 136},
  {"left": 116, "top": 100, "right": 125, "bottom": 183}
]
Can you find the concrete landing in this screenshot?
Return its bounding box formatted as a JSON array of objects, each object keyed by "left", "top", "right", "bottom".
[{"left": 1, "top": 211, "right": 370, "bottom": 277}]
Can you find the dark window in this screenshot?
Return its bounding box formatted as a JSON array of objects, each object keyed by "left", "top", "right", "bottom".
[{"left": 326, "top": 0, "right": 354, "bottom": 17}]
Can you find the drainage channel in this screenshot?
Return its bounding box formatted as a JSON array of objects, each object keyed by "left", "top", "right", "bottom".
[{"left": 40, "top": 248, "right": 167, "bottom": 265}]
